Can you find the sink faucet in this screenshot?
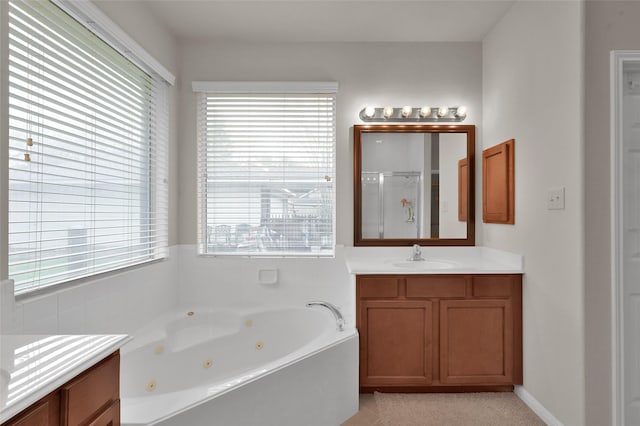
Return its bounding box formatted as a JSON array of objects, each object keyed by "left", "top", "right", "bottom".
[
  {"left": 408, "top": 244, "right": 425, "bottom": 261},
  {"left": 306, "top": 301, "right": 345, "bottom": 331}
]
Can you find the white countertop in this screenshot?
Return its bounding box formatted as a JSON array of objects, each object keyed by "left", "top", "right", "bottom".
[
  {"left": 0, "top": 334, "right": 130, "bottom": 423},
  {"left": 344, "top": 246, "right": 524, "bottom": 275}
]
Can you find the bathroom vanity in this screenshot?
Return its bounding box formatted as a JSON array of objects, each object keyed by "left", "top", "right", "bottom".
[
  {"left": 0, "top": 334, "right": 129, "bottom": 425},
  {"left": 346, "top": 248, "right": 523, "bottom": 393},
  {"left": 350, "top": 124, "right": 522, "bottom": 392},
  {"left": 356, "top": 273, "right": 521, "bottom": 392}
]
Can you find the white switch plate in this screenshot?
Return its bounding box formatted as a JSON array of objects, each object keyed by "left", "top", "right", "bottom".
[{"left": 547, "top": 187, "right": 565, "bottom": 210}]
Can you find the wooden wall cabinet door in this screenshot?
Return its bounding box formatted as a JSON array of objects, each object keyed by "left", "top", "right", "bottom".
[
  {"left": 439, "top": 299, "right": 513, "bottom": 384},
  {"left": 482, "top": 139, "right": 515, "bottom": 224},
  {"left": 458, "top": 158, "right": 468, "bottom": 221},
  {"left": 359, "top": 300, "right": 433, "bottom": 387}
]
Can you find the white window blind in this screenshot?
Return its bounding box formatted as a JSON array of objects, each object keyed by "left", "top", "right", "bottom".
[
  {"left": 7, "top": 0, "right": 169, "bottom": 294},
  {"left": 195, "top": 85, "right": 336, "bottom": 256}
]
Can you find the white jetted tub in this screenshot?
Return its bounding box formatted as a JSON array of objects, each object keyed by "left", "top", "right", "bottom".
[{"left": 120, "top": 304, "right": 358, "bottom": 426}]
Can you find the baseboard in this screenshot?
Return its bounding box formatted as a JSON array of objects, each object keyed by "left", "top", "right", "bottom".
[{"left": 514, "top": 385, "right": 564, "bottom": 426}]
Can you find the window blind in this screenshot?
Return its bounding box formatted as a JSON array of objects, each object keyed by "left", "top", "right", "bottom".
[
  {"left": 195, "top": 88, "right": 336, "bottom": 256},
  {"left": 7, "top": 0, "right": 169, "bottom": 294}
]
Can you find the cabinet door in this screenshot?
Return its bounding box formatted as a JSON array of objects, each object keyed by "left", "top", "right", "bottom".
[
  {"left": 359, "top": 300, "right": 433, "bottom": 387},
  {"left": 87, "top": 400, "right": 120, "bottom": 426},
  {"left": 60, "top": 352, "right": 119, "bottom": 425},
  {"left": 4, "top": 391, "right": 60, "bottom": 426},
  {"left": 440, "top": 299, "right": 513, "bottom": 384}
]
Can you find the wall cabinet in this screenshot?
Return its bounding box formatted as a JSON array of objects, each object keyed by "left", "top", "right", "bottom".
[
  {"left": 3, "top": 351, "right": 120, "bottom": 426},
  {"left": 482, "top": 139, "right": 515, "bottom": 224},
  {"left": 357, "top": 274, "right": 522, "bottom": 392}
]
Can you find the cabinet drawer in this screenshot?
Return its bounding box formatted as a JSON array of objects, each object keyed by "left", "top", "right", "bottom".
[
  {"left": 358, "top": 277, "right": 399, "bottom": 298},
  {"left": 406, "top": 276, "right": 466, "bottom": 298},
  {"left": 472, "top": 276, "right": 514, "bottom": 297},
  {"left": 61, "top": 352, "right": 119, "bottom": 425}
]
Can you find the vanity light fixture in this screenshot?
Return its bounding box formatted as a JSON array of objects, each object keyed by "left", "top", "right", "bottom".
[
  {"left": 359, "top": 105, "right": 468, "bottom": 122},
  {"left": 419, "top": 107, "right": 432, "bottom": 118},
  {"left": 437, "top": 106, "right": 449, "bottom": 118},
  {"left": 364, "top": 106, "right": 376, "bottom": 118},
  {"left": 455, "top": 106, "right": 468, "bottom": 119}
]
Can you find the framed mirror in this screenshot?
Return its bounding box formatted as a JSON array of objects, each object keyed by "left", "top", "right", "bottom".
[{"left": 354, "top": 124, "right": 475, "bottom": 246}]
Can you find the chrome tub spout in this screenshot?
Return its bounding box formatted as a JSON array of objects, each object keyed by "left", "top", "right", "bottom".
[{"left": 306, "top": 301, "right": 345, "bottom": 332}]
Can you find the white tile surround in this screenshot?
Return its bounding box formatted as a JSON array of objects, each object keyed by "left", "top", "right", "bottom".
[
  {"left": 2, "top": 245, "right": 357, "bottom": 335},
  {"left": 177, "top": 244, "right": 357, "bottom": 327},
  {"left": 0, "top": 246, "right": 179, "bottom": 335},
  {"left": 1, "top": 245, "right": 525, "bottom": 336}
]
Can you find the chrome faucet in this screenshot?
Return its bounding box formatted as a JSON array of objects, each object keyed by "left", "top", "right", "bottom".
[
  {"left": 408, "top": 244, "right": 425, "bottom": 261},
  {"left": 306, "top": 301, "right": 345, "bottom": 332}
]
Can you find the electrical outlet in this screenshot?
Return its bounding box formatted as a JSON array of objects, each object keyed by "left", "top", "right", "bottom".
[{"left": 547, "top": 187, "right": 565, "bottom": 210}]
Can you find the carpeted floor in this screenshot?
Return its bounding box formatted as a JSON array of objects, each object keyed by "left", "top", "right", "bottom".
[{"left": 342, "top": 392, "right": 546, "bottom": 426}]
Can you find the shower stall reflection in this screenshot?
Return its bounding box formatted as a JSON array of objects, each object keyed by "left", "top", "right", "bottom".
[{"left": 361, "top": 172, "right": 423, "bottom": 239}]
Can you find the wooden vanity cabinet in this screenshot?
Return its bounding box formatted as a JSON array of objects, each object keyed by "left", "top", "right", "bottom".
[
  {"left": 359, "top": 299, "right": 433, "bottom": 387},
  {"left": 3, "top": 351, "right": 121, "bottom": 426},
  {"left": 3, "top": 392, "right": 60, "bottom": 426},
  {"left": 357, "top": 274, "right": 522, "bottom": 392}
]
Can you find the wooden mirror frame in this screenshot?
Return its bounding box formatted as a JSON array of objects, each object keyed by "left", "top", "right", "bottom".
[{"left": 354, "top": 124, "right": 476, "bottom": 246}]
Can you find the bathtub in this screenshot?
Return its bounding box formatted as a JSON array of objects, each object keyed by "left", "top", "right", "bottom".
[{"left": 119, "top": 305, "right": 359, "bottom": 426}]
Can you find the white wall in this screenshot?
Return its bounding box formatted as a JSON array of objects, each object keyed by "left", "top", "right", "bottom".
[
  {"left": 176, "top": 41, "right": 483, "bottom": 246},
  {"left": 482, "top": 2, "right": 584, "bottom": 425}
]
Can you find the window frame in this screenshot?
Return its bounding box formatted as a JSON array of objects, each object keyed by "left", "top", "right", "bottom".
[
  {"left": 193, "top": 81, "right": 338, "bottom": 258},
  {"left": 2, "top": 0, "right": 174, "bottom": 295}
]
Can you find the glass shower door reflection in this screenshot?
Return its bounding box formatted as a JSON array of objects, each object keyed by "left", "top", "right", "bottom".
[
  {"left": 382, "top": 173, "right": 420, "bottom": 239},
  {"left": 361, "top": 173, "right": 381, "bottom": 238},
  {"left": 361, "top": 172, "right": 421, "bottom": 239}
]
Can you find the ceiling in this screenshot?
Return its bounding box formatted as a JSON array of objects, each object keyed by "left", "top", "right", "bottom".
[{"left": 139, "top": 0, "right": 516, "bottom": 43}]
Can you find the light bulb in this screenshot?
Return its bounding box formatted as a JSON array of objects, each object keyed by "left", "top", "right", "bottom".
[
  {"left": 437, "top": 107, "right": 449, "bottom": 118},
  {"left": 455, "top": 106, "right": 467, "bottom": 118},
  {"left": 364, "top": 107, "right": 376, "bottom": 118},
  {"left": 383, "top": 106, "right": 394, "bottom": 118},
  {"left": 401, "top": 106, "right": 413, "bottom": 117},
  {"left": 419, "top": 107, "right": 432, "bottom": 118}
]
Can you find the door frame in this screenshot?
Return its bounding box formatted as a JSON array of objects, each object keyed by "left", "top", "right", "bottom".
[{"left": 611, "top": 50, "right": 640, "bottom": 426}]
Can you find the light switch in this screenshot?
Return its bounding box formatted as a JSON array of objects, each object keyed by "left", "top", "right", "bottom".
[{"left": 547, "top": 187, "right": 565, "bottom": 210}]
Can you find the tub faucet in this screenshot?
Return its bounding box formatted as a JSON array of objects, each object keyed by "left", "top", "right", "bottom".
[
  {"left": 408, "top": 244, "right": 425, "bottom": 261},
  {"left": 306, "top": 301, "right": 345, "bottom": 332}
]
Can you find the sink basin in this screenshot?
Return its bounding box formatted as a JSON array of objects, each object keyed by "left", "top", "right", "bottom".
[{"left": 387, "top": 259, "right": 457, "bottom": 269}]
